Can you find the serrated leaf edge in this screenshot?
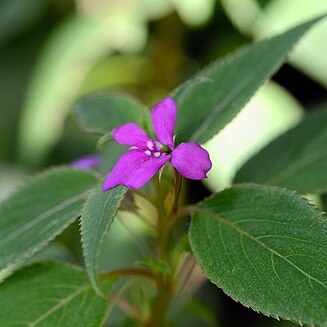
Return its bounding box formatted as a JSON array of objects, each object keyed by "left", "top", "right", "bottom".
[
  {"left": 0, "top": 167, "right": 99, "bottom": 271},
  {"left": 79, "top": 185, "right": 127, "bottom": 297},
  {"left": 234, "top": 108, "right": 327, "bottom": 194},
  {"left": 1, "top": 261, "right": 108, "bottom": 326},
  {"left": 173, "top": 14, "right": 326, "bottom": 144},
  {"left": 72, "top": 92, "right": 150, "bottom": 135},
  {"left": 189, "top": 183, "right": 327, "bottom": 327}
]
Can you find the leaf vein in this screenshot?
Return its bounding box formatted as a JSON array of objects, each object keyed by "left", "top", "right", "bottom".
[
  {"left": 195, "top": 208, "right": 327, "bottom": 291},
  {"left": 29, "top": 283, "right": 90, "bottom": 326},
  {"left": 0, "top": 193, "right": 86, "bottom": 247}
]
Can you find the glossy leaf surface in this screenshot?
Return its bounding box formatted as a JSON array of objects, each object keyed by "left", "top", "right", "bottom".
[
  {"left": 174, "top": 15, "right": 326, "bottom": 144},
  {"left": 0, "top": 263, "right": 109, "bottom": 326},
  {"left": 0, "top": 168, "right": 98, "bottom": 270},
  {"left": 80, "top": 186, "right": 127, "bottom": 295},
  {"left": 234, "top": 107, "right": 327, "bottom": 193},
  {"left": 73, "top": 94, "right": 150, "bottom": 135},
  {"left": 190, "top": 184, "right": 327, "bottom": 326}
]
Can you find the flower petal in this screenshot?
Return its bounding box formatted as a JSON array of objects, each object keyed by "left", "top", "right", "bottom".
[
  {"left": 171, "top": 142, "right": 212, "bottom": 180},
  {"left": 102, "top": 149, "right": 170, "bottom": 191},
  {"left": 112, "top": 123, "right": 152, "bottom": 149},
  {"left": 71, "top": 154, "right": 101, "bottom": 170},
  {"left": 151, "top": 98, "right": 176, "bottom": 148}
]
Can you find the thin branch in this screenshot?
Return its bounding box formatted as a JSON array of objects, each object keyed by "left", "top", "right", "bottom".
[
  {"left": 111, "top": 292, "right": 147, "bottom": 327},
  {"left": 100, "top": 268, "right": 157, "bottom": 281}
]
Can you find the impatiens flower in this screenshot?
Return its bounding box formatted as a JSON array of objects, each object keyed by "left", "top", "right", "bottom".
[
  {"left": 71, "top": 154, "right": 101, "bottom": 170},
  {"left": 102, "top": 98, "right": 212, "bottom": 191}
]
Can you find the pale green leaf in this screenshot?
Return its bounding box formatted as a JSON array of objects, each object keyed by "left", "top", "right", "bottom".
[
  {"left": 234, "top": 106, "right": 327, "bottom": 193},
  {"left": 81, "top": 186, "right": 127, "bottom": 295},
  {"left": 18, "top": 10, "right": 146, "bottom": 167},
  {"left": 73, "top": 93, "right": 150, "bottom": 135},
  {"left": 174, "top": 15, "right": 326, "bottom": 144},
  {"left": 0, "top": 168, "right": 98, "bottom": 270},
  {"left": 190, "top": 184, "right": 327, "bottom": 326},
  {"left": 254, "top": 0, "right": 327, "bottom": 88},
  {"left": 0, "top": 262, "right": 109, "bottom": 326}
]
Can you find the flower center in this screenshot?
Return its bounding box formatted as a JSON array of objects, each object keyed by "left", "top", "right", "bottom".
[
  {"left": 159, "top": 144, "right": 171, "bottom": 154},
  {"left": 144, "top": 140, "right": 171, "bottom": 157}
]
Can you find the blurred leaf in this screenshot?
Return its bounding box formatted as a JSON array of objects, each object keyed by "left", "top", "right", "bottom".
[
  {"left": 204, "top": 81, "right": 303, "bottom": 192},
  {"left": 172, "top": 0, "right": 215, "bottom": 26},
  {"left": 79, "top": 55, "right": 154, "bottom": 95},
  {"left": 18, "top": 8, "right": 147, "bottom": 167},
  {"left": 73, "top": 93, "right": 150, "bottom": 135},
  {"left": 255, "top": 0, "right": 327, "bottom": 88},
  {"left": 97, "top": 213, "right": 145, "bottom": 271},
  {"left": 138, "top": 0, "right": 173, "bottom": 20},
  {"left": 0, "top": 262, "right": 109, "bottom": 326},
  {"left": 0, "top": 167, "right": 98, "bottom": 270},
  {"left": 183, "top": 298, "right": 217, "bottom": 327},
  {"left": 98, "top": 141, "right": 126, "bottom": 177},
  {"left": 257, "top": 0, "right": 274, "bottom": 8},
  {"left": 220, "top": 0, "right": 264, "bottom": 36},
  {"left": 190, "top": 184, "right": 327, "bottom": 326},
  {"left": 0, "top": 242, "right": 76, "bottom": 283},
  {"left": 174, "top": 15, "right": 326, "bottom": 144},
  {"left": 169, "top": 297, "right": 217, "bottom": 327},
  {"left": 234, "top": 106, "right": 327, "bottom": 193},
  {"left": 81, "top": 186, "right": 127, "bottom": 295},
  {"left": 222, "top": 0, "right": 327, "bottom": 87},
  {"left": 0, "top": 163, "right": 26, "bottom": 201},
  {"left": 0, "top": 0, "right": 47, "bottom": 47},
  {"left": 27, "top": 242, "right": 75, "bottom": 264}
]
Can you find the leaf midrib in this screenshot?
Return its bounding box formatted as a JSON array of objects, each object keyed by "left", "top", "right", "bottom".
[
  {"left": 189, "top": 43, "right": 289, "bottom": 142},
  {"left": 84, "top": 192, "right": 112, "bottom": 282},
  {"left": 83, "top": 187, "right": 126, "bottom": 295},
  {"left": 29, "top": 283, "right": 91, "bottom": 326},
  {"left": 193, "top": 207, "right": 327, "bottom": 290}
]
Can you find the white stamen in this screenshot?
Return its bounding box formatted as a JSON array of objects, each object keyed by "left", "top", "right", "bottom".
[
  {"left": 158, "top": 165, "right": 165, "bottom": 182},
  {"left": 144, "top": 150, "right": 152, "bottom": 156},
  {"left": 153, "top": 152, "right": 161, "bottom": 157},
  {"left": 147, "top": 140, "right": 154, "bottom": 150}
]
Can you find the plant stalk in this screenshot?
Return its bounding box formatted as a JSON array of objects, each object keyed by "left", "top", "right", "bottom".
[{"left": 145, "top": 170, "right": 182, "bottom": 326}]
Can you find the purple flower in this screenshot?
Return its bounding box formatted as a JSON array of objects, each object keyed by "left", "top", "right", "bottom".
[
  {"left": 102, "top": 98, "right": 212, "bottom": 191},
  {"left": 71, "top": 154, "right": 101, "bottom": 170}
]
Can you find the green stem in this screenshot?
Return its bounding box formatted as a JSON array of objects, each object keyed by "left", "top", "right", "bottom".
[
  {"left": 111, "top": 292, "right": 147, "bottom": 327},
  {"left": 145, "top": 170, "right": 182, "bottom": 326},
  {"left": 145, "top": 276, "right": 174, "bottom": 326},
  {"left": 170, "top": 169, "right": 182, "bottom": 218},
  {"left": 100, "top": 268, "right": 157, "bottom": 281}
]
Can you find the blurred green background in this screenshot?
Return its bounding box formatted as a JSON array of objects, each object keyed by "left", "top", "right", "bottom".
[{"left": 0, "top": 0, "right": 326, "bottom": 326}]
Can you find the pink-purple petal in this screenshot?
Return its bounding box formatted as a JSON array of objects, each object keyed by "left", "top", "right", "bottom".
[
  {"left": 71, "top": 154, "right": 101, "bottom": 170},
  {"left": 102, "top": 149, "right": 170, "bottom": 191},
  {"left": 151, "top": 98, "right": 176, "bottom": 148},
  {"left": 171, "top": 142, "right": 212, "bottom": 180},
  {"left": 112, "top": 123, "right": 152, "bottom": 149}
]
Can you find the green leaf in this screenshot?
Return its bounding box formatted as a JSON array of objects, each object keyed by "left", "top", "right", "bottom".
[
  {"left": 73, "top": 93, "right": 150, "bottom": 135},
  {"left": 81, "top": 186, "right": 127, "bottom": 295},
  {"left": 0, "top": 262, "right": 109, "bottom": 326},
  {"left": 174, "top": 15, "right": 326, "bottom": 144},
  {"left": 0, "top": 168, "right": 98, "bottom": 270},
  {"left": 190, "top": 184, "right": 327, "bottom": 326},
  {"left": 234, "top": 107, "right": 327, "bottom": 193}
]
